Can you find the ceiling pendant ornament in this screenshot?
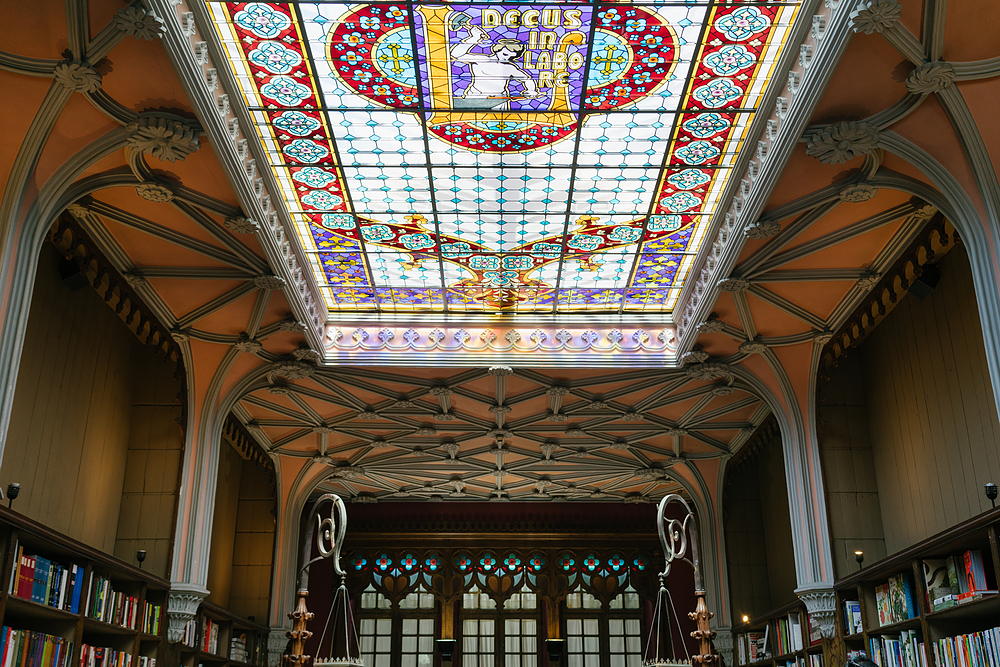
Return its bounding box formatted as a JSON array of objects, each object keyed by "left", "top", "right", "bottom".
[
  {"left": 680, "top": 348, "right": 710, "bottom": 365},
  {"left": 126, "top": 116, "right": 200, "bottom": 162},
  {"left": 684, "top": 362, "right": 734, "bottom": 383},
  {"left": 54, "top": 61, "right": 102, "bottom": 93},
  {"left": 224, "top": 216, "right": 259, "bottom": 234},
  {"left": 254, "top": 275, "right": 286, "bottom": 290},
  {"left": 716, "top": 277, "right": 751, "bottom": 293},
  {"left": 234, "top": 334, "right": 264, "bottom": 354},
  {"left": 744, "top": 219, "right": 781, "bottom": 240},
  {"left": 695, "top": 319, "right": 726, "bottom": 335},
  {"left": 134, "top": 183, "right": 174, "bottom": 203},
  {"left": 805, "top": 121, "right": 882, "bottom": 164},
  {"left": 114, "top": 7, "right": 166, "bottom": 41},
  {"left": 849, "top": 0, "right": 902, "bottom": 34},
  {"left": 855, "top": 272, "right": 882, "bottom": 290},
  {"left": 268, "top": 359, "right": 317, "bottom": 381},
  {"left": 838, "top": 183, "right": 879, "bottom": 203},
  {"left": 905, "top": 61, "right": 956, "bottom": 95},
  {"left": 738, "top": 338, "right": 768, "bottom": 355}
]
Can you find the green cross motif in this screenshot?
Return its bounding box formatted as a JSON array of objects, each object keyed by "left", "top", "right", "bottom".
[
  {"left": 593, "top": 45, "right": 627, "bottom": 77},
  {"left": 378, "top": 43, "right": 413, "bottom": 75}
]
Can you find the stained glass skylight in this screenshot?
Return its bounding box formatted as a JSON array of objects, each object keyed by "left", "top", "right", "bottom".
[{"left": 208, "top": 0, "right": 802, "bottom": 313}]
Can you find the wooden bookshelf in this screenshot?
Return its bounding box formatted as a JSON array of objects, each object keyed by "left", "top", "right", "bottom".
[
  {"left": 0, "top": 505, "right": 167, "bottom": 667},
  {"left": 833, "top": 505, "right": 1000, "bottom": 667},
  {"left": 734, "top": 600, "right": 824, "bottom": 667},
  {"left": 178, "top": 600, "right": 270, "bottom": 667}
]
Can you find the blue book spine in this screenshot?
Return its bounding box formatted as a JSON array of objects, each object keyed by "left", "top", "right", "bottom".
[
  {"left": 70, "top": 565, "right": 84, "bottom": 614},
  {"left": 902, "top": 573, "right": 918, "bottom": 618},
  {"left": 31, "top": 557, "right": 50, "bottom": 604}
]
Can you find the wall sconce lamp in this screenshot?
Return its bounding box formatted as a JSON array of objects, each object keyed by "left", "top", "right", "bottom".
[
  {"left": 435, "top": 639, "right": 457, "bottom": 663},
  {"left": 986, "top": 483, "right": 998, "bottom": 509},
  {"left": 136, "top": 550, "right": 147, "bottom": 569},
  {"left": 742, "top": 614, "right": 749, "bottom": 624},
  {"left": 855, "top": 550, "right": 864, "bottom": 570},
  {"left": 5, "top": 483, "right": 19, "bottom": 509},
  {"left": 545, "top": 639, "right": 565, "bottom": 664}
]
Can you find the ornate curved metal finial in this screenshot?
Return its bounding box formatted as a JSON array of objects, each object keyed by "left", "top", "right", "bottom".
[
  {"left": 656, "top": 493, "right": 703, "bottom": 592},
  {"left": 646, "top": 494, "right": 716, "bottom": 667},
  {"left": 299, "top": 493, "right": 347, "bottom": 591},
  {"left": 288, "top": 494, "right": 352, "bottom": 667}
]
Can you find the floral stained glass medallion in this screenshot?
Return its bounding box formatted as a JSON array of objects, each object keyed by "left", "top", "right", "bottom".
[{"left": 209, "top": 0, "right": 802, "bottom": 313}]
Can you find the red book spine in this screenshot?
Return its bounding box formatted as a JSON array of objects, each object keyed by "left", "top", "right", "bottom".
[{"left": 16, "top": 556, "right": 34, "bottom": 600}]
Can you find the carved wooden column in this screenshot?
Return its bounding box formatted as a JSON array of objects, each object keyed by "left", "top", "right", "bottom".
[
  {"left": 689, "top": 591, "right": 717, "bottom": 666},
  {"left": 286, "top": 591, "right": 314, "bottom": 667}
]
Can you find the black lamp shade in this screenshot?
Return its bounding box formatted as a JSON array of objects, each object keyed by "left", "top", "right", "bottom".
[
  {"left": 435, "top": 639, "right": 457, "bottom": 662},
  {"left": 545, "top": 639, "right": 566, "bottom": 663}
]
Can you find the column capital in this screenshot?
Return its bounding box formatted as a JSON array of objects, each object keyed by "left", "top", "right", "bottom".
[
  {"left": 167, "top": 582, "right": 209, "bottom": 642},
  {"left": 711, "top": 626, "right": 734, "bottom": 667},
  {"left": 796, "top": 583, "right": 837, "bottom": 638},
  {"left": 269, "top": 628, "right": 290, "bottom": 667}
]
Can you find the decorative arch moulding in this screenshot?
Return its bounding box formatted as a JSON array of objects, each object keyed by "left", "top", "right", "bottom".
[{"left": 323, "top": 321, "right": 679, "bottom": 366}]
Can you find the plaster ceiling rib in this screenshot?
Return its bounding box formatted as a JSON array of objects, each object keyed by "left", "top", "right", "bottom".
[
  {"left": 244, "top": 289, "right": 272, "bottom": 338},
  {"left": 241, "top": 394, "right": 313, "bottom": 423},
  {"left": 685, "top": 395, "right": 761, "bottom": 427},
  {"left": 754, "top": 268, "right": 870, "bottom": 282},
  {"left": 952, "top": 57, "right": 1000, "bottom": 79},
  {"left": 188, "top": 330, "right": 241, "bottom": 345},
  {"left": 753, "top": 202, "right": 918, "bottom": 275},
  {"left": 176, "top": 283, "right": 259, "bottom": 329},
  {"left": 632, "top": 377, "right": 694, "bottom": 412},
  {"left": 135, "top": 267, "right": 252, "bottom": 279},
  {"left": 0, "top": 52, "right": 62, "bottom": 76},
  {"left": 172, "top": 200, "right": 270, "bottom": 273},
  {"left": 504, "top": 387, "right": 550, "bottom": 408},
  {"left": 285, "top": 393, "right": 326, "bottom": 426},
  {"left": 269, "top": 429, "right": 317, "bottom": 449},
  {"left": 85, "top": 90, "right": 138, "bottom": 126},
  {"left": 732, "top": 291, "right": 758, "bottom": 339},
  {"left": 758, "top": 331, "right": 817, "bottom": 347},
  {"left": 736, "top": 201, "right": 842, "bottom": 277},
  {"left": 85, "top": 5, "right": 133, "bottom": 62},
  {"left": 684, "top": 431, "right": 732, "bottom": 455},
  {"left": 675, "top": 395, "right": 718, "bottom": 428},
  {"left": 65, "top": 0, "right": 89, "bottom": 60},
  {"left": 308, "top": 376, "right": 370, "bottom": 411},
  {"left": 85, "top": 200, "right": 251, "bottom": 269},
  {"left": 745, "top": 285, "right": 827, "bottom": 330},
  {"left": 824, "top": 208, "right": 939, "bottom": 327},
  {"left": 66, "top": 207, "right": 136, "bottom": 272}
]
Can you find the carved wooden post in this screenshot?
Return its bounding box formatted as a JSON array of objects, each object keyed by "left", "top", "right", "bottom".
[
  {"left": 689, "top": 591, "right": 717, "bottom": 666},
  {"left": 287, "top": 591, "right": 315, "bottom": 667},
  {"left": 654, "top": 494, "right": 717, "bottom": 666}
]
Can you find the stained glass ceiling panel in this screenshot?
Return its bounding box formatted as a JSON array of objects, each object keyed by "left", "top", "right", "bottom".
[{"left": 208, "top": 0, "right": 802, "bottom": 313}]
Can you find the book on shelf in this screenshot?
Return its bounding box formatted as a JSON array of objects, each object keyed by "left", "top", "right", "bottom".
[
  {"left": 739, "top": 631, "right": 767, "bottom": 664},
  {"left": 136, "top": 659, "right": 156, "bottom": 667},
  {"left": 85, "top": 574, "right": 139, "bottom": 630},
  {"left": 80, "top": 645, "right": 134, "bottom": 667},
  {"left": 142, "top": 602, "right": 163, "bottom": 635},
  {"left": 6, "top": 544, "right": 84, "bottom": 614},
  {"left": 807, "top": 615, "right": 822, "bottom": 646},
  {"left": 202, "top": 619, "right": 220, "bottom": 655},
  {"left": 931, "top": 625, "right": 1000, "bottom": 667},
  {"left": 923, "top": 559, "right": 957, "bottom": 611},
  {"left": 231, "top": 633, "right": 249, "bottom": 663},
  {"left": 869, "top": 630, "right": 926, "bottom": 667},
  {"left": 0, "top": 626, "right": 74, "bottom": 667},
  {"left": 807, "top": 655, "right": 823, "bottom": 667},
  {"left": 181, "top": 619, "right": 198, "bottom": 648},
  {"left": 847, "top": 651, "right": 867, "bottom": 662},
  {"left": 773, "top": 612, "right": 804, "bottom": 656},
  {"left": 843, "top": 600, "right": 862, "bottom": 634},
  {"left": 875, "top": 572, "right": 918, "bottom": 626}
]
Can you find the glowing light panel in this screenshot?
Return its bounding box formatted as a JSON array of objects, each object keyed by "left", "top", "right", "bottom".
[{"left": 209, "top": 0, "right": 801, "bottom": 313}]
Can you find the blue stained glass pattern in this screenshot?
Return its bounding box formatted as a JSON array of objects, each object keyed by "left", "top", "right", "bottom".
[{"left": 211, "top": 0, "right": 805, "bottom": 313}]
